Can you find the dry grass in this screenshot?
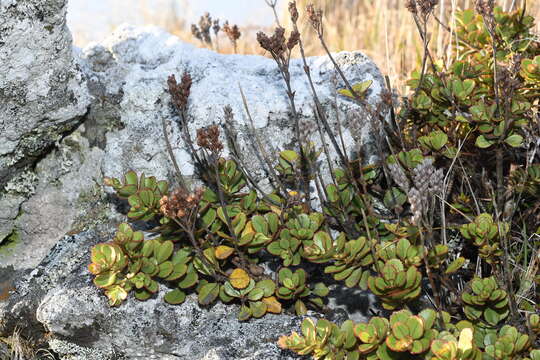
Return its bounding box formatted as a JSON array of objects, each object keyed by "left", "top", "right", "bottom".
[
  {"left": 150, "top": 0, "right": 539, "bottom": 93},
  {"left": 95, "top": 0, "right": 540, "bottom": 92}
]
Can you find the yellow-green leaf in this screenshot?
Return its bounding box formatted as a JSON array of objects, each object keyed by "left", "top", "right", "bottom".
[
  {"left": 230, "top": 268, "right": 250, "bottom": 289},
  {"left": 215, "top": 245, "right": 235, "bottom": 260}
]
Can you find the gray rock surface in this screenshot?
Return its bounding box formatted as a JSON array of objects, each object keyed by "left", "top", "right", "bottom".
[
  {"left": 0, "top": 0, "right": 91, "bottom": 248},
  {"left": 0, "top": 0, "right": 91, "bottom": 185},
  {"left": 0, "top": 129, "right": 105, "bottom": 268}
]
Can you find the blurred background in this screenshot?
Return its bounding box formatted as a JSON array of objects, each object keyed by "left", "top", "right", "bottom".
[{"left": 67, "top": 0, "right": 540, "bottom": 92}]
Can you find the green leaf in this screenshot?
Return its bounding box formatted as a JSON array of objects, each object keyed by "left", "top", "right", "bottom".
[
  {"left": 138, "top": 189, "right": 155, "bottom": 207},
  {"left": 238, "top": 304, "right": 252, "bottom": 321},
  {"left": 252, "top": 215, "right": 268, "bottom": 234},
  {"left": 280, "top": 150, "right": 299, "bottom": 163},
  {"left": 256, "top": 279, "right": 276, "bottom": 297},
  {"left": 134, "top": 289, "right": 152, "bottom": 301},
  {"left": 430, "top": 131, "right": 448, "bottom": 150},
  {"left": 94, "top": 272, "right": 116, "bottom": 288},
  {"left": 247, "top": 287, "right": 265, "bottom": 301},
  {"left": 384, "top": 187, "right": 407, "bottom": 209},
  {"left": 178, "top": 266, "right": 198, "bottom": 289},
  {"left": 312, "top": 282, "right": 329, "bottom": 297},
  {"left": 124, "top": 171, "right": 139, "bottom": 185},
  {"left": 504, "top": 134, "right": 523, "bottom": 147},
  {"left": 145, "top": 279, "right": 159, "bottom": 293},
  {"left": 201, "top": 208, "right": 217, "bottom": 228},
  {"left": 406, "top": 316, "right": 424, "bottom": 340},
  {"left": 475, "top": 135, "right": 494, "bottom": 149},
  {"left": 413, "top": 93, "right": 432, "bottom": 110},
  {"left": 326, "top": 184, "right": 339, "bottom": 203},
  {"left": 338, "top": 80, "right": 373, "bottom": 99},
  {"left": 155, "top": 241, "right": 174, "bottom": 264},
  {"left": 105, "top": 285, "right": 128, "bottom": 306},
  {"left": 198, "top": 282, "right": 220, "bottom": 306},
  {"left": 295, "top": 299, "right": 307, "bottom": 315},
  {"left": 164, "top": 289, "right": 186, "bottom": 305},
  {"left": 157, "top": 261, "right": 174, "bottom": 278},
  {"left": 250, "top": 301, "right": 268, "bottom": 318},
  {"left": 445, "top": 257, "right": 465, "bottom": 274},
  {"left": 164, "top": 262, "right": 188, "bottom": 281}
]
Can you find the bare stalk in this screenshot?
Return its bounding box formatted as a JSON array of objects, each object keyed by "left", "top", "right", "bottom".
[{"left": 161, "top": 117, "right": 187, "bottom": 190}]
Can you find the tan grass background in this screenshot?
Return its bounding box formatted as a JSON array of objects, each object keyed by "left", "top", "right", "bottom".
[{"left": 102, "top": 0, "right": 540, "bottom": 92}]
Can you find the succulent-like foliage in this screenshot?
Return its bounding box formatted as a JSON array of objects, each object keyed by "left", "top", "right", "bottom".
[
  {"left": 483, "top": 326, "right": 532, "bottom": 359},
  {"left": 530, "top": 314, "right": 540, "bottom": 336},
  {"left": 105, "top": 172, "right": 169, "bottom": 221},
  {"left": 461, "top": 277, "right": 509, "bottom": 327},
  {"left": 376, "top": 238, "right": 424, "bottom": 268},
  {"left": 216, "top": 158, "right": 246, "bottom": 196},
  {"left": 383, "top": 309, "right": 437, "bottom": 355},
  {"left": 220, "top": 274, "right": 281, "bottom": 320},
  {"left": 428, "top": 327, "right": 484, "bottom": 360},
  {"left": 278, "top": 318, "right": 359, "bottom": 359},
  {"left": 324, "top": 234, "right": 374, "bottom": 289},
  {"left": 368, "top": 258, "right": 422, "bottom": 310},
  {"left": 460, "top": 214, "right": 508, "bottom": 263},
  {"left": 353, "top": 316, "right": 389, "bottom": 356},
  {"left": 276, "top": 268, "right": 328, "bottom": 315},
  {"left": 267, "top": 213, "right": 324, "bottom": 266}
]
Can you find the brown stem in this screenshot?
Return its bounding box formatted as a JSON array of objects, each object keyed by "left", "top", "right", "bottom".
[
  {"left": 161, "top": 117, "right": 187, "bottom": 190},
  {"left": 419, "top": 229, "right": 443, "bottom": 312},
  {"left": 293, "top": 23, "right": 348, "bottom": 171},
  {"left": 238, "top": 84, "right": 289, "bottom": 197},
  {"left": 174, "top": 217, "right": 227, "bottom": 282},
  {"left": 212, "top": 159, "right": 249, "bottom": 270}
]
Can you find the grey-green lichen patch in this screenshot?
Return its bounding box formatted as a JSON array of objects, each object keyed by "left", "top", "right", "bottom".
[
  {"left": 48, "top": 339, "right": 115, "bottom": 360},
  {"left": 3, "top": 170, "right": 38, "bottom": 196}
]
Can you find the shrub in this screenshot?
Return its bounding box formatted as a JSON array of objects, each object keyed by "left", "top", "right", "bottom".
[{"left": 89, "top": 1, "right": 539, "bottom": 358}]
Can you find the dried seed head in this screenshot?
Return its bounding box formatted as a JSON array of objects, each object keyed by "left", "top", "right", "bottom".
[
  {"left": 196, "top": 125, "right": 224, "bottom": 154},
  {"left": 407, "top": 187, "right": 423, "bottom": 225},
  {"left": 223, "top": 105, "right": 238, "bottom": 146},
  {"left": 191, "top": 24, "right": 202, "bottom": 41},
  {"left": 380, "top": 89, "right": 393, "bottom": 106},
  {"left": 429, "top": 168, "right": 445, "bottom": 196},
  {"left": 168, "top": 72, "right": 192, "bottom": 112},
  {"left": 306, "top": 4, "right": 323, "bottom": 33},
  {"left": 212, "top": 19, "right": 221, "bottom": 35},
  {"left": 198, "top": 12, "right": 213, "bottom": 44},
  {"left": 299, "top": 118, "right": 316, "bottom": 143},
  {"left": 475, "top": 0, "right": 494, "bottom": 17},
  {"left": 289, "top": 1, "right": 299, "bottom": 23},
  {"left": 413, "top": 158, "right": 435, "bottom": 195},
  {"left": 223, "top": 21, "right": 241, "bottom": 42},
  {"left": 388, "top": 162, "right": 411, "bottom": 193},
  {"left": 287, "top": 30, "right": 300, "bottom": 50},
  {"left": 160, "top": 188, "right": 204, "bottom": 219},
  {"left": 258, "top": 27, "right": 300, "bottom": 60},
  {"left": 418, "top": 0, "right": 438, "bottom": 16},
  {"left": 257, "top": 27, "right": 287, "bottom": 58},
  {"left": 223, "top": 105, "right": 234, "bottom": 125},
  {"left": 405, "top": 0, "right": 418, "bottom": 14}
]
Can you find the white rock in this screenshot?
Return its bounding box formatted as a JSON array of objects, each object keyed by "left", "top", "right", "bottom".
[
  {"left": 0, "top": 0, "right": 91, "bottom": 184},
  {"left": 82, "top": 25, "right": 388, "bottom": 188}
]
